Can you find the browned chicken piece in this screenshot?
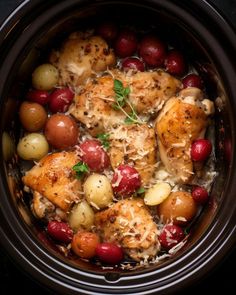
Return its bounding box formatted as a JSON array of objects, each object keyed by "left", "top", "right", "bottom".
[
  {"left": 95, "top": 198, "right": 160, "bottom": 261},
  {"left": 31, "top": 191, "right": 67, "bottom": 221},
  {"left": 114, "top": 69, "right": 182, "bottom": 115},
  {"left": 69, "top": 75, "right": 125, "bottom": 136},
  {"left": 155, "top": 87, "right": 214, "bottom": 183},
  {"left": 50, "top": 32, "right": 116, "bottom": 88},
  {"left": 69, "top": 70, "right": 181, "bottom": 135},
  {"left": 109, "top": 124, "right": 156, "bottom": 185},
  {"left": 22, "top": 151, "right": 82, "bottom": 213}
]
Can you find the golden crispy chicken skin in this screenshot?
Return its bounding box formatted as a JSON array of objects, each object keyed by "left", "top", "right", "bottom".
[
  {"left": 109, "top": 124, "right": 156, "bottom": 185},
  {"left": 94, "top": 198, "right": 160, "bottom": 261},
  {"left": 69, "top": 75, "right": 126, "bottom": 136},
  {"left": 155, "top": 87, "right": 212, "bottom": 183},
  {"left": 114, "top": 70, "right": 182, "bottom": 115},
  {"left": 22, "top": 151, "right": 82, "bottom": 212},
  {"left": 69, "top": 70, "right": 181, "bottom": 135},
  {"left": 50, "top": 32, "right": 116, "bottom": 88}
]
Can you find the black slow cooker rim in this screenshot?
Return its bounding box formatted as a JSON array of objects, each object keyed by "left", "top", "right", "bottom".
[{"left": 0, "top": 0, "right": 236, "bottom": 294}]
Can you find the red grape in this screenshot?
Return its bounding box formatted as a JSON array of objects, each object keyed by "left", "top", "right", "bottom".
[
  {"left": 114, "top": 29, "right": 138, "bottom": 58},
  {"left": 191, "top": 139, "right": 212, "bottom": 162},
  {"left": 139, "top": 35, "right": 166, "bottom": 67},
  {"left": 121, "top": 57, "right": 145, "bottom": 72},
  {"left": 191, "top": 186, "right": 209, "bottom": 204},
  {"left": 112, "top": 164, "right": 141, "bottom": 195},
  {"left": 95, "top": 242, "right": 123, "bottom": 264},
  {"left": 165, "top": 50, "right": 186, "bottom": 75},
  {"left": 159, "top": 224, "right": 185, "bottom": 249},
  {"left": 79, "top": 139, "right": 110, "bottom": 172},
  {"left": 182, "top": 73, "right": 203, "bottom": 89},
  {"left": 47, "top": 221, "right": 73, "bottom": 244}
]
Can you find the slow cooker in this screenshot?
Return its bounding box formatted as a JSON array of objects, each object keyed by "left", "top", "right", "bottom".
[{"left": 0, "top": 0, "right": 236, "bottom": 294}]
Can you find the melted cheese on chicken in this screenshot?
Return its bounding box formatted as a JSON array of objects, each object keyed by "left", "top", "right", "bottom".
[
  {"left": 155, "top": 87, "right": 211, "bottom": 183},
  {"left": 95, "top": 198, "right": 160, "bottom": 261},
  {"left": 109, "top": 124, "right": 157, "bottom": 185},
  {"left": 69, "top": 70, "right": 181, "bottom": 135}
]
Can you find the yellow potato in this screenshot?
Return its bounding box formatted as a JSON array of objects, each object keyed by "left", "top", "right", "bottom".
[
  {"left": 68, "top": 200, "right": 95, "bottom": 232},
  {"left": 2, "top": 132, "right": 15, "bottom": 161},
  {"left": 32, "top": 63, "right": 59, "bottom": 91},
  {"left": 83, "top": 174, "right": 113, "bottom": 210},
  {"left": 17, "top": 133, "right": 49, "bottom": 161},
  {"left": 144, "top": 182, "right": 171, "bottom": 206},
  {"left": 157, "top": 191, "right": 198, "bottom": 225}
]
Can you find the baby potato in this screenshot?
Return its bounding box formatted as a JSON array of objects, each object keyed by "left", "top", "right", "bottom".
[
  {"left": 44, "top": 114, "right": 79, "bottom": 149},
  {"left": 32, "top": 63, "right": 59, "bottom": 91},
  {"left": 71, "top": 231, "right": 100, "bottom": 259},
  {"left": 17, "top": 133, "right": 49, "bottom": 161},
  {"left": 157, "top": 191, "right": 197, "bottom": 225},
  {"left": 84, "top": 174, "right": 113, "bottom": 209},
  {"left": 19, "top": 101, "right": 47, "bottom": 132},
  {"left": 144, "top": 182, "right": 171, "bottom": 206},
  {"left": 68, "top": 200, "right": 95, "bottom": 232},
  {"left": 2, "top": 132, "right": 15, "bottom": 161}
]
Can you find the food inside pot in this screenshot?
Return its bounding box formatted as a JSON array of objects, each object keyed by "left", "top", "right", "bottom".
[{"left": 5, "top": 21, "right": 217, "bottom": 269}]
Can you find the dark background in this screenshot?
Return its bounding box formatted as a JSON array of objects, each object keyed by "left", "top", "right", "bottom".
[{"left": 1, "top": 0, "right": 236, "bottom": 294}]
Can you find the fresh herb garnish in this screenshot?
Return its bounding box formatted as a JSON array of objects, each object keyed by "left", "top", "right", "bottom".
[
  {"left": 136, "top": 187, "right": 146, "bottom": 194},
  {"left": 113, "top": 79, "right": 130, "bottom": 108},
  {"left": 113, "top": 79, "right": 143, "bottom": 124},
  {"left": 96, "top": 133, "right": 110, "bottom": 150},
  {"left": 124, "top": 109, "right": 141, "bottom": 125},
  {"left": 72, "top": 161, "right": 89, "bottom": 179}
]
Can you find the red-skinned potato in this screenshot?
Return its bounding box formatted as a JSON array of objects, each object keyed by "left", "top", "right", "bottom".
[
  {"left": 26, "top": 89, "right": 50, "bottom": 105},
  {"left": 139, "top": 35, "right": 166, "bottom": 67},
  {"left": 44, "top": 114, "right": 79, "bottom": 149},
  {"left": 79, "top": 139, "right": 110, "bottom": 172},
  {"left": 48, "top": 88, "right": 74, "bottom": 113},
  {"left": 114, "top": 29, "right": 138, "bottom": 58},
  {"left": 96, "top": 21, "right": 118, "bottom": 41}
]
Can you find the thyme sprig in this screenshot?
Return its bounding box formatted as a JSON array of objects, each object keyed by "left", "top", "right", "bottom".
[{"left": 113, "top": 79, "right": 144, "bottom": 124}]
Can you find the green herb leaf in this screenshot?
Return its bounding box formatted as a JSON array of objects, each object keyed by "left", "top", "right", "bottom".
[
  {"left": 72, "top": 161, "right": 89, "bottom": 179},
  {"left": 113, "top": 79, "right": 144, "bottom": 125},
  {"left": 114, "top": 79, "right": 124, "bottom": 93},
  {"left": 96, "top": 133, "right": 110, "bottom": 150},
  {"left": 124, "top": 109, "right": 140, "bottom": 125},
  {"left": 113, "top": 79, "right": 130, "bottom": 108},
  {"left": 136, "top": 187, "right": 146, "bottom": 194}
]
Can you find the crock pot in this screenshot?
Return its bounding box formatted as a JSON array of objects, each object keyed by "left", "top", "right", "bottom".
[{"left": 0, "top": 0, "right": 236, "bottom": 294}]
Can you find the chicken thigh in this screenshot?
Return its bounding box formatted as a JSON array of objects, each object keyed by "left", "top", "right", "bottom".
[
  {"left": 50, "top": 32, "right": 116, "bottom": 88},
  {"left": 69, "top": 70, "right": 181, "bottom": 135},
  {"left": 115, "top": 69, "right": 182, "bottom": 115},
  {"left": 155, "top": 87, "right": 214, "bottom": 183},
  {"left": 95, "top": 198, "right": 160, "bottom": 261},
  {"left": 109, "top": 124, "right": 157, "bottom": 185},
  {"left": 22, "top": 151, "right": 82, "bottom": 213},
  {"left": 69, "top": 74, "right": 126, "bottom": 136}
]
